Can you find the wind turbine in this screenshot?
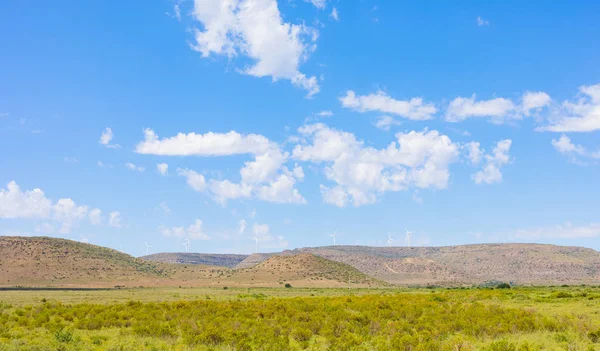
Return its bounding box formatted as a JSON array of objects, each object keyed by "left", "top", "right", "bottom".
[
  {"left": 386, "top": 232, "right": 394, "bottom": 247},
  {"left": 182, "top": 242, "right": 188, "bottom": 253},
  {"left": 145, "top": 242, "right": 152, "bottom": 254},
  {"left": 252, "top": 236, "right": 258, "bottom": 253},
  {"left": 405, "top": 229, "right": 413, "bottom": 248},
  {"left": 329, "top": 229, "right": 337, "bottom": 245}
]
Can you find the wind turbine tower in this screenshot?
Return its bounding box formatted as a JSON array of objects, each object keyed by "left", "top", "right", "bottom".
[
  {"left": 386, "top": 232, "right": 394, "bottom": 247},
  {"left": 145, "top": 242, "right": 152, "bottom": 254},
  {"left": 182, "top": 242, "right": 188, "bottom": 252},
  {"left": 329, "top": 229, "right": 337, "bottom": 245},
  {"left": 252, "top": 236, "right": 258, "bottom": 253},
  {"left": 185, "top": 237, "right": 191, "bottom": 252},
  {"left": 405, "top": 229, "right": 413, "bottom": 248}
]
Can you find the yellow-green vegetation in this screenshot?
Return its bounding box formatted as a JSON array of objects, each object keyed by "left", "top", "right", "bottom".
[{"left": 1, "top": 286, "right": 600, "bottom": 350}]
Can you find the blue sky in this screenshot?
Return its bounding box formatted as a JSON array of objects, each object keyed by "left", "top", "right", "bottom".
[{"left": 1, "top": 0, "right": 599, "bottom": 256}]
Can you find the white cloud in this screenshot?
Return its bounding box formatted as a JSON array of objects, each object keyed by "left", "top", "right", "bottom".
[
  {"left": 317, "top": 110, "right": 333, "bottom": 117},
  {"left": 142, "top": 129, "right": 305, "bottom": 205},
  {"left": 340, "top": 90, "right": 437, "bottom": 120},
  {"left": 191, "top": 0, "right": 320, "bottom": 97},
  {"left": 177, "top": 168, "right": 208, "bottom": 192},
  {"left": 157, "top": 163, "right": 169, "bottom": 176},
  {"left": 551, "top": 135, "right": 600, "bottom": 162},
  {"left": 330, "top": 7, "right": 339, "bottom": 21},
  {"left": 167, "top": 3, "right": 182, "bottom": 21},
  {"left": 99, "top": 128, "right": 121, "bottom": 149},
  {"left": 522, "top": 91, "right": 551, "bottom": 116},
  {"left": 238, "top": 219, "right": 246, "bottom": 234},
  {"left": 0, "top": 181, "right": 52, "bottom": 219},
  {"left": 512, "top": 222, "right": 600, "bottom": 239},
  {"left": 161, "top": 219, "right": 210, "bottom": 240},
  {"left": 0, "top": 181, "right": 115, "bottom": 234},
  {"left": 446, "top": 95, "right": 515, "bottom": 123},
  {"left": 374, "top": 116, "right": 402, "bottom": 131},
  {"left": 136, "top": 128, "right": 273, "bottom": 156},
  {"left": 53, "top": 199, "right": 89, "bottom": 234},
  {"left": 97, "top": 161, "right": 113, "bottom": 168},
  {"left": 320, "top": 184, "right": 349, "bottom": 207},
  {"left": 293, "top": 124, "right": 460, "bottom": 207},
  {"left": 125, "top": 163, "right": 145, "bottom": 172},
  {"left": 537, "top": 83, "right": 600, "bottom": 132},
  {"left": 89, "top": 208, "right": 102, "bottom": 225},
  {"left": 464, "top": 142, "right": 484, "bottom": 165},
  {"left": 306, "top": 0, "right": 326, "bottom": 9},
  {"left": 108, "top": 211, "right": 122, "bottom": 228},
  {"left": 476, "top": 16, "right": 489, "bottom": 26},
  {"left": 159, "top": 201, "right": 171, "bottom": 214},
  {"left": 472, "top": 139, "right": 512, "bottom": 184},
  {"left": 251, "top": 222, "right": 288, "bottom": 249}
]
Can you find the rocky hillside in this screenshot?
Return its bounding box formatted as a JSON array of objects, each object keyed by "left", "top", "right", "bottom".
[
  {"left": 292, "top": 244, "right": 600, "bottom": 285},
  {"left": 141, "top": 252, "right": 247, "bottom": 268}
]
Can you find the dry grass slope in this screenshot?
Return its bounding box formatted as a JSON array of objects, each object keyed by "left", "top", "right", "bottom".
[
  {"left": 0, "top": 236, "right": 167, "bottom": 287},
  {"left": 230, "top": 253, "right": 385, "bottom": 287}
]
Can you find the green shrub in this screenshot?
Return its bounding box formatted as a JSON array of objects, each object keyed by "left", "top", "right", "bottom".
[
  {"left": 54, "top": 329, "right": 73, "bottom": 343},
  {"left": 285, "top": 283, "right": 292, "bottom": 288}
]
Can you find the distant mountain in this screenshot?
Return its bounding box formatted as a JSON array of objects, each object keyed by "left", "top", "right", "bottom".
[
  {"left": 4, "top": 237, "right": 599, "bottom": 287},
  {"left": 292, "top": 244, "right": 600, "bottom": 285},
  {"left": 141, "top": 252, "right": 248, "bottom": 268},
  {"left": 234, "top": 253, "right": 278, "bottom": 269}
]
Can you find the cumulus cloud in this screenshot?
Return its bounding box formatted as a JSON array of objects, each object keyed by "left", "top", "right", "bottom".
[
  {"left": 471, "top": 140, "right": 513, "bottom": 184},
  {"left": 177, "top": 168, "right": 207, "bottom": 192},
  {"left": 99, "top": 128, "right": 121, "bottom": 149},
  {"left": 108, "top": 211, "right": 122, "bottom": 228},
  {"left": 476, "top": 16, "right": 489, "bottom": 26},
  {"left": 190, "top": 0, "right": 320, "bottom": 97},
  {"left": 0, "top": 181, "right": 113, "bottom": 233},
  {"left": 446, "top": 91, "right": 551, "bottom": 123},
  {"left": 330, "top": 7, "right": 339, "bottom": 21},
  {"left": 238, "top": 219, "right": 246, "bottom": 234},
  {"left": 161, "top": 219, "right": 210, "bottom": 240},
  {"left": 340, "top": 90, "right": 437, "bottom": 120},
  {"left": 374, "top": 116, "right": 402, "bottom": 131},
  {"left": 293, "top": 124, "right": 460, "bottom": 207},
  {"left": 551, "top": 135, "right": 600, "bottom": 162},
  {"left": 157, "top": 163, "right": 169, "bottom": 176},
  {"left": 446, "top": 95, "right": 515, "bottom": 123},
  {"left": 89, "top": 208, "right": 103, "bottom": 225},
  {"left": 522, "top": 91, "right": 551, "bottom": 116},
  {"left": 537, "top": 83, "right": 600, "bottom": 132},
  {"left": 126, "top": 163, "right": 145, "bottom": 172},
  {"left": 140, "top": 129, "right": 305, "bottom": 205},
  {"left": 136, "top": 128, "right": 273, "bottom": 156}
]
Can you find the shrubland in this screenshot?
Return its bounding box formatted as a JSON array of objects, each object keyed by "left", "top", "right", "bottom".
[{"left": 0, "top": 286, "right": 599, "bottom": 350}]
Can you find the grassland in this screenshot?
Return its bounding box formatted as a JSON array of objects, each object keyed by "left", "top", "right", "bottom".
[{"left": 1, "top": 286, "right": 600, "bottom": 350}]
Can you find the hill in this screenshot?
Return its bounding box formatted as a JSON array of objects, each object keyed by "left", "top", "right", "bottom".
[
  {"left": 0, "top": 236, "right": 169, "bottom": 287},
  {"left": 228, "top": 253, "right": 384, "bottom": 287},
  {"left": 292, "top": 244, "right": 600, "bottom": 285},
  {"left": 141, "top": 252, "right": 247, "bottom": 268}
]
